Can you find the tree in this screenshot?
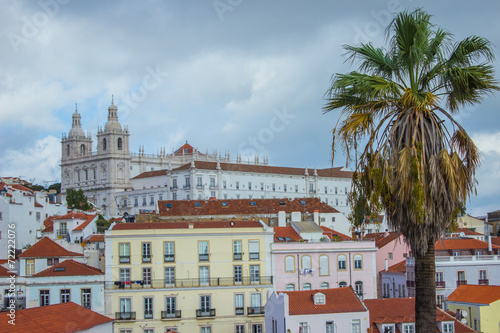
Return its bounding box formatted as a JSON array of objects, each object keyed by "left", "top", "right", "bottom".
[
  {"left": 48, "top": 183, "right": 61, "bottom": 194},
  {"left": 96, "top": 214, "right": 112, "bottom": 233},
  {"left": 66, "top": 188, "right": 92, "bottom": 211},
  {"left": 324, "top": 9, "right": 498, "bottom": 332}
]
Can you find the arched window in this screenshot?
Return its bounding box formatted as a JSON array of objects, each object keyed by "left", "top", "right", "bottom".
[
  {"left": 103, "top": 138, "right": 107, "bottom": 151},
  {"left": 339, "top": 281, "right": 347, "bottom": 288},
  {"left": 338, "top": 255, "right": 347, "bottom": 270},
  {"left": 303, "top": 283, "right": 312, "bottom": 290},
  {"left": 320, "top": 282, "right": 329, "bottom": 289},
  {"left": 319, "top": 255, "right": 329, "bottom": 275},
  {"left": 118, "top": 137, "right": 122, "bottom": 150},
  {"left": 80, "top": 144, "right": 85, "bottom": 155},
  {"left": 354, "top": 254, "right": 363, "bottom": 269},
  {"left": 66, "top": 144, "right": 70, "bottom": 156},
  {"left": 285, "top": 256, "right": 295, "bottom": 272},
  {"left": 302, "top": 255, "right": 311, "bottom": 269},
  {"left": 286, "top": 284, "right": 295, "bottom": 291},
  {"left": 355, "top": 281, "right": 363, "bottom": 298}
]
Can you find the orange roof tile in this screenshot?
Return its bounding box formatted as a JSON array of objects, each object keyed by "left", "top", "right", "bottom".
[
  {"left": 455, "top": 228, "right": 484, "bottom": 236},
  {"left": 387, "top": 260, "right": 406, "bottom": 273},
  {"left": 72, "top": 214, "right": 97, "bottom": 231},
  {"left": 34, "top": 201, "right": 43, "bottom": 208},
  {"left": 274, "top": 227, "right": 302, "bottom": 242},
  {"left": 491, "top": 237, "right": 500, "bottom": 246},
  {"left": 158, "top": 197, "right": 338, "bottom": 217},
  {"left": 320, "top": 226, "right": 352, "bottom": 240},
  {"left": 447, "top": 284, "right": 500, "bottom": 305},
  {"left": 364, "top": 232, "right": 402, "bottom": 248},
  {"left": 0, "top": 265, "right": 16, "bottom": 277},
  {"left": 0, "top": 302, "right": 113, "bottom": 332},
  {"left": 31, "top": 259, "right": 103, "bottom": 277},
  {"left": 435, "top": 238, "right": 500, "bottom": 250},
  {"left": 132, "top": 161, "right": 353, "bottom": 180},
  {"left": 88, "top": 234, "right": 105, "bottom": 242},
  {"left": 284, "top": 287, "right": 367, "bottom": 315},
  {"left": 18, "top": 237, "right": 83, "bottom": 258},
  {"left": 112, "top": 220, "right": 264, "bottom": 231}
]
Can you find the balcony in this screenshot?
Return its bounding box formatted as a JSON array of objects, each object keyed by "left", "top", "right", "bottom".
[
  {"left": 196, "top": 309, "right": 216, "bottom": 318},
  {"left": 183, "top": 185, "right": 191, "bottom": 189},
  {"left": 247, "top": 306, "right": 265, "bottom": 316},
  {"left": 144, "top": 311, "right": 153, "bottom": 319},
  {"left": 235, "top": 307, "right": 245, "bottom": 315},
  {"left": 436, "top": 281, "right": 446, "bottom": 288},
  {"left": 233, "top": 253, "right": 242, "bottom": 260},
  {"left": 164, "top": 254, "right": 175, "bottom": 262},
  {"left": 119, "top": 256, "right": 130, "bottom": 263},
  {"left": 406, "top": 280, "right": 415, "bottom": 288},
  {"left": 457, "top": 280, "right": 467, "bottom": 286},
  {"left": 249, "top": 252, "right": 259, "bottom": 260},
  {"left": 115, "top": 312, "right": 136, "bottom": 321},
  {"left": 56, "top": 229, "right": 67, "bottom": 237},
  {"left": 161, "top": 310, "right": 181, "bottom": 319},
  {"left": 478, "top": 279, "right": 489, "bottom": 285},
  {"left": 199, "top": 254, "right": 209, "bottom": 261},
  {"left": 107, "top": 276, "right": 273, "bottom": 290},
  {"left": 142, "top": 255, "right": 151, "bottom": 263}
]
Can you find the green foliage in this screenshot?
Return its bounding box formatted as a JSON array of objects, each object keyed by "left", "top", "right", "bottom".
[
  {"left": 27, "top": 184, "right": 45, "bottom": 191},
  {"left": 66, "top": 188, "right": 92, "bottom": 211},
  {"left": 48, "top": 183, "right": 61, "bottom": 194},
  {"left": 96, "top": 214, "right": 111, "bottom": 233}
]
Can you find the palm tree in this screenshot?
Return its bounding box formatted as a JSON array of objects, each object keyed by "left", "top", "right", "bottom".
[{"left": 324, "top": 9, "right": 498, "bottom": 332}]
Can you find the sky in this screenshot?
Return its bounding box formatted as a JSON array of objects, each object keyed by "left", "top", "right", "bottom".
[{"left": 1, "top": 0, "right": 499, "bottom": 217}]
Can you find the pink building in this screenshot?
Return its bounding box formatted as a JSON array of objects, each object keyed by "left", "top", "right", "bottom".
[
  {"left": 272, "top": 222, "right": 377, "bottom": 299},
  {"left": 364, "top": 231, "right": 410, "bottom": 298}
]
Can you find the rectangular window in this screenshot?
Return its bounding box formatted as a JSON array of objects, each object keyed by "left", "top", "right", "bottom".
[
  {"left": 403, "top": 324, "right": 415, "bottom": 333},
  {"left": 40, "top": 290, "right": 50, "bottom": 306},
  {"left": 120, "top": 268, "right": 130, "bottom": 283},
  {"left": 326, "top": 321, "right": 335, "bottom": 333},
  {"left": 119, "top": 298, "right": 131, "bottom": 318},
  {"left": 235, "top": 294, "right": 244, "bottom": 315},
  {"left": 436, "top": 294, "right": 445, "bottom": 308},
  {"left": 200, "top": 266, "right": 209, "bottom": 285},
  {"left": 351, "top": 319, "right": 361, "bottom": 333},
  {"left": 299, "top": 323, "right": 309, "bottom": 333},
  {"left": 250, "top": 265, "right": 260, "bottom": 284},
  {"left": 201, "top": 327, "right": 212, "bottom": 333},
  {"left": 134, "top": 198, "right": 138, "bottom": 207},
  {"left": 172, "top": 178, "right": 177, "bottom": 188},
  {"left": 196, "top": 176, "right": 202, "bottom": 187},
  {"left": 150, "top": 196, "right": 154, "bottom": 205},
  {"left": 295, "top": 185, "right": 298, "bottom": 193},
  {"left": 142, "top": 242, "right": 151, "bottom": 263},
  {"left": 165, "top": 296, "right": 176, "bottom": 317},
  {"left": 383, "top": 325, "right": 395, "bottom": 333},
  {"left": 236, "top": 324, "right": 245, "bottom": 333},
  {"left": 236, "top": 181, "right": 240, "bottom": 189},
  {"left": 335, "top": 187, "right": 338, "bottom": 194},
  {"left": 143, "top": 268, "right": 152, "bottom": 286},
  {"left": 36, "top": 212, "right": 41, "bottom": 221},
  {"left": 210, "top": 177, "right": 215, "bottom": 188},
  {"left": 185, "top": 177, "right": 190, "bottom": 188},
  {"left": 144, "top": 297, "right": 153, "bottom": 319},
  {"left": 338, "top": 256, "right": 346, "bottom": 270},
  {"left": 81, "top": 289, "right": 91, "bottom": 309},
  {"left": 248, "top": 182, "right": 252, "bottom": 190},
  {"left": 388, "top": 252, "right": 393, "bottom": 260},
  {"left": 249, "top": 240, "right": 259, "bottom": 260},
  {"left": 260, "top": 182, "right": 264, "bottom": 190},
  {"left": 60, "top": 289, "right": 70, "bottom": 303},
  {"left": 159, "top": 195, "right": 163, "bottom": 201},
  {"left": 164, "top": 242, "right": 175, "bottom": 262},
  {"left": 252, "top": 324, "right": 262, "bottom": 333},
  {"left": 233, "top": 240, "right": 242, "bottom": 260},
  {"left": 142, "top": 197, "right": 147, "bottom": 206},
  {"left": 26, "top": 259, "right": 35, "bottom": 276},
  {"left": 119, "top": 243, "right": 130, "bottom": 263},
  {"left": 211, "top": 191, "right": 216, "bottom": 198},
  {"left": 47, "top": 258, "right": 59, "bottom": 266},
  {"left": 234, "top": 265, "right": 242, "bottom": 283},
  {"left": 199, "top": 241, "right": 209, "bottom": 261},
  {"left": 479, "top": 269, "right": 487, "bottom": 283},
  {"left": 165, "top": 267, "right": 175, "bottom": 287},
  {"left": 222, "top": 180, "right": 226, "bottom": 189},
  {"left": 200, "top": 295, "right": 211, "bottom": 311},
  {"left": 172, "top": 192, "right": 177, "bottom": 200},
  {"left": 443, "top": 323, "right": 454, "bottom": 332}
]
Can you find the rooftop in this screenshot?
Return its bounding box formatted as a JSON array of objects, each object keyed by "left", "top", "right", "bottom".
[
  {"left": 435, "top": 238, "right": 500, "bottom": 250},
  {"left": 0, "top": 302, "right": 113, "bottom": 332},
  {"left": 386, "top": 260, "right": 406, "bottom": 273},
  {"left": 18, "top": 237, "right": 83, "bottom": 258},
  {"left": 31, "top": 259, "right": 103, "bottom": 277},
  {"left": 283, "top": 287, "right": 367, "bottom": 315},
  {"left": 364, "top": 231, "right": 403, "bottom": 249},
  {"left": 111, "top": 220, "right": 264, "bottom": 231},
  {"left": 447, "top": 284, "right": 500, "bottom": 305}
]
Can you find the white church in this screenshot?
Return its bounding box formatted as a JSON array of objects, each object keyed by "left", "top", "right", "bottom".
[{"left": 61, "top": 99, "right": 354, "bottom": 218}]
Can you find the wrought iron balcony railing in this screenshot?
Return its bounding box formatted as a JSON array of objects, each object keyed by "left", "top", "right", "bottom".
[
  {"left": 247, "top": 306, "right": 265, "bottom": 315},
  {"left": 161, "top": 310, "right": 181, "bottom": 319},
  {"left": 115, "top": 312, "right": 136, "bottom": 320},
  {"left": 196, "top": 308, "right": 216, "bottom": 318},
  {"left": 436, "top": 281, "right": 445, "bottom": 288}
]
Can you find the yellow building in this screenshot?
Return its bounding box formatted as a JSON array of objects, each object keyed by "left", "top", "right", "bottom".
[
  {"left": 104, "top": 220, "right": 274, "bottom": 333},
  {"left": 446, "top": 284, "right": 500, "bottom": 333}
]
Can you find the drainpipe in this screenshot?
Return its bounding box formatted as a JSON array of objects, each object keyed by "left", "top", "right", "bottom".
[
  {"left": 349, "top": 252, "right": 352, "bottom": 286},
  {"left": 297, "top": 253, "right": 301, "bottom": 291}
]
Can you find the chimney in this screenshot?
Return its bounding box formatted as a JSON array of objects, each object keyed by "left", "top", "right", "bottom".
[
  {"left": 384, "top": 229, "right": 389, "bottom": 237},
  {"left": 385, "top": 259, "right": 388, "bottom": 271},
  {"left": 278, "top": 211, "right": 286, "bottom": 227},
  {"left": 488, "top": 235, "right": 492, "bottom": 252},
  {"left": 313, "top": 210, "right": 319, "bottom": 224},
  {"left": 188, "top": 223, "right": 194, "bottom": 229}
]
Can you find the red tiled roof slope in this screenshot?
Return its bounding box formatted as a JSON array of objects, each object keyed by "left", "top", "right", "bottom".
[
  {"left": 490, "top": 237, "right": 500, "bottom": 246},
  {"left": 447, "top": 284, "right": 500, "bottom": 305},
  {"left": 18, "top": 237, "right": 83, "bottom": 258},
  {"left": 158, "top": 197, "right": 338, "bottom": 216},
  {"left": 364, "top": 232, "right": 402, "bottom": 248},
  {"left": 112, "top": 220, "right": 263, "bottom": 230},
  {"left": 273, "top": 227, "right": 301, "bottom": 242},
  {"left": 89, "top": 234, "right": 105, "bottom": 242},
  {"left": 284, "top": 287, "right": 367, "bottom": 315},
  {"left": 0, "top": 265, "right": 16, "bottom": 277},
  {"left": 31, "top": 259, "right": 103, "bottom": 277},
  {"left": 320, "top": 226, "right": 352, "bottom": 240},
  {"left": 455, "top": 228, "right": 484, "bottom": 236},
  {"left": 435, "top": 238, "right": 500, "bottom": 250},
  {"left": 0, "top": 302, "right": 112, "bottom": 332},
  {"left": 387, "top": 260, "right": 406, "bottom": 273}
]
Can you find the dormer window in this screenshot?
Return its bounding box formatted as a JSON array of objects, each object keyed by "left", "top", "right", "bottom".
[
  {"left": 382, "top": 324, "right": 395, "bottom": 333},
  {"left": 313, "top": 292, "right": 326, "bottom": 305}
]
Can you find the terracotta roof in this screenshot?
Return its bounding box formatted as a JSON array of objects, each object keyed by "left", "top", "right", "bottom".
[
  {"left": 491, "top": 237, "right": 500, "bottom": 246},
  {"left": 158, "top": 197, "right": 338, "bottom": 216},
  {"left": 386, "top": 260, "right": 406, "bottom": 273},
  {"left": 112, "top": 220, "right": 264, "bottom": 231},
  {"left": 0, "top": 265, "right": 16, "bottom": 277},
  {"left": 88, "top": 234, "right": 105, "bottom": 242},
  {"left": 364, "top": 298, "right": 476, "bottom": 333},
  {"left": 72, "top": 214, "right": 97, "bottom": 231},
  {"left": 18, "top": 237, "right": 83, "bottom": 258},
  {"left": 435, "top": 238, "right": 500, "bottom": 250},
  {"left": 454, "top": 228, "right": 484, "bottom": 236},
  {"left": 31, "top": 259, "right": 103, "bottom": 277},
  {"left": 274, "top": 227, "right": 302, "bottom": 242},
  {"left": 0, "top": 302, "right": 113, "bottom": 332},
  {"left": 132, "top": 161, "right": 353, "bottom": 180},
  {"left": 283, "top": 287, "right": 367, "bottom": 315},
  {"left": 42, "top": 212, "right": 97, "bottom": 232},
  {"left": 447, "top": 284, "right": 500, "bottom": 305},
  {"left": 173, "top": 142, "right": 203, "bottom": 156},
  {"left": 320, "top": 226, "right": 352, "bottom": 240},
  {"left": 364, "top": 232, "right": 402, "bottom": 249},
  {"left": 42, "top": 215, "right": 57, "bottom": 232},
  {"left": 34, "top": 201, "right": 43, "bottom": 207}
]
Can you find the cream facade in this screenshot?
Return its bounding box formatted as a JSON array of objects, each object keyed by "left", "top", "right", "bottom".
[{"left": 105, "top": 221, "right": 274, "bottom": 333}]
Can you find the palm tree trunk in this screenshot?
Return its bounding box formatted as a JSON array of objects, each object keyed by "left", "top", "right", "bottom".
[{"left": 415, "top": 239, "right": 436, "bottom": 332}]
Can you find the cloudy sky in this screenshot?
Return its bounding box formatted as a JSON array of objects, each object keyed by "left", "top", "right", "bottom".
[{"left": 1, "top": 0, "right": 499, "bottom": 216}]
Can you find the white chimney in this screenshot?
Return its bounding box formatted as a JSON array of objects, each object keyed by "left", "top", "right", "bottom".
[
  {"left": 278, "top": 211, "right": 286, "bottom": 227},
  {"left": 488, "top": 235, "right": 492, "bottom": 252},
  {"left": 385, "top": 259, "right": 388, "bottom": 271}
]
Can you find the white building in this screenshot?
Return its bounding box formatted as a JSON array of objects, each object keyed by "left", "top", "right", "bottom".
[
  {"left": 0, "top": 182, "right": 65, "bottom": 255},
  {"left": 61, "top": 100, "right": 354, "bottom": 218},
  {"left": 265, "top": 287, "right": 369, "bottom": 333}
]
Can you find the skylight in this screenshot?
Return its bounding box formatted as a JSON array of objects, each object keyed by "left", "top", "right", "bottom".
[
  {"left": 222, "top": 202, "right": 228, "bottom": 207},
  {"left": 166, "top": 203, "right": 172, "bottom": 208},
  {"left": 195, "top": 202, "right": 201, "bottom": 207},
  {"left": 300, "top": 200, "right": 306, "bottom": 205},
  {"left": 54, "top": 267, "right": 66, "bottom": 272},
  {"left": 250, "top": 201, "right": 256, "bottom": 206},
  {"left": 279, "top": 200, "right": 286, "bottom": 205}
]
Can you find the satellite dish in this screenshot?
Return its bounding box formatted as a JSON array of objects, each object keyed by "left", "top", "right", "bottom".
[
  {"left": 462, "top": 310, "right": 468, "bottom": 318},
  {"left": 461, "top": 318, "right": 468, "bottom": 325},
  {"left": 459, "top": 232, "right": 466, "bottom": 237}
]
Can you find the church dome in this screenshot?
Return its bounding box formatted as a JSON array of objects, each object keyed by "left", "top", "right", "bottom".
[
  {"left": 68, "top": 106, "right": 86, "bottom": 138},
  {"left": 104, "top": 98, "right": 122, "bottom": 132}
]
